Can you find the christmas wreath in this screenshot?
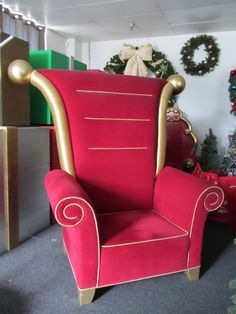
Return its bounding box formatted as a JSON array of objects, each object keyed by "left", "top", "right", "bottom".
[
  {"left": 104, "top": 44, "right": 176, "bottom": 105},
  {"left": 180, "top": 34, "right": 220, "bottom": 76}
]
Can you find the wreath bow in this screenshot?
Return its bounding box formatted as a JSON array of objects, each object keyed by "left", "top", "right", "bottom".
[{"left": 119, "top": 43, "right": 152, "bottom": 77}]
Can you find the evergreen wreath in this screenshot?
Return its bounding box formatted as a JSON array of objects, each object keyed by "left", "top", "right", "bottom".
[
  {"left": 104, "top": 48, "right": 176, "bottom": 106},
  {"left": 104, "top": 49, "right": 175, "bottom": 79},
  {"left": 180, "top": 34, "right": 220, "bottom": 76}
]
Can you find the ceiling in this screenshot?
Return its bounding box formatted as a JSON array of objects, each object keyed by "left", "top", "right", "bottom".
[{"left": 1, "top": 0, "right": 236, "bottom": 42}]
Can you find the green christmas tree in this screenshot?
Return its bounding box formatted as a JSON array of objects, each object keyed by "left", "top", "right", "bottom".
[
  {"left": 229, "top": 70, "right": 236, "bottom": 115},
  {"left": 199, "top": 128, "right": 221, "bottom": 172},
  {"left": 221, "top": 130, "right": 236, "bottom": 176}
]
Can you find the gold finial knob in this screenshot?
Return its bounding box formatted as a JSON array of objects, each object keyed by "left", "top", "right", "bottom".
[
  {"left": 167, "top": 74, "right": 186, "bottom": 94},
  {"left": 8, "top": 60, "right": 33, "bottom": 84}
]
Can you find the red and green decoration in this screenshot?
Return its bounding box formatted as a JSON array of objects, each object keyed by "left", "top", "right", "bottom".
[
  {"left": 229, "top": 69, "right": 236, "bottom": 115},
  {"left": 180, "top": 34, "right": 220, "bottom": 76},
  {"left": 221, "top": 129, "right": 236, "bottom": 176},
  {"left": 104, "top": 48, "right": 176, "bottom": 106}
]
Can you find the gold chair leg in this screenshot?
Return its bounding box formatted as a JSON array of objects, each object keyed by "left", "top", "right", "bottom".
[
  {"left": 78, "top": 288, "right": 96, "bottom": 305},
  {"left": 185, "top": 267, "right": 200, "bottom": 281}
]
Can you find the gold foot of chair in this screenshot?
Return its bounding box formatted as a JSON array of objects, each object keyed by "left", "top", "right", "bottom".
[
  {"left": 185, "top": 267, "right": 200, "bottom": 281},
  {"left": 78, "top": 288, "right": 96, "bottom": 305}
]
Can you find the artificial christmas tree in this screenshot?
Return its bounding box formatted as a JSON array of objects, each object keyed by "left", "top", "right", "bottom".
[
  {"left": 199, "top": 128, "right": 221, "bottom": 172},
  {"left": 221, "top": 129, "right": 236, "bottom": 176},
  {"left": 229, "top": 69, "right": 236, "bottom": 115}
]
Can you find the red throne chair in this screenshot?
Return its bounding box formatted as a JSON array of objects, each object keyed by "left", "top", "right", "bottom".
[{"left": 8, "top": 60, "right": 224, "bottom": 305}]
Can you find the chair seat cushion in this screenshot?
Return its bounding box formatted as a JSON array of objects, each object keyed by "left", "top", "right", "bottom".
[
  {"left": 98, "top": 210, "right": 188, "bottom": 247},
  {"left": 98, "top": 210, "right": 190, "bottom": 287}
]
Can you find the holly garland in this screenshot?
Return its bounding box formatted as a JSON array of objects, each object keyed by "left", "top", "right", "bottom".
[
  {"left": 180, "top": 34, "right": 220, "bottom": 76},
  {"left": 104, "top": 49, "right": 176, "bottom": 106},
  {"left": 229, "top": 69, "right": 236, "bottom": 115}
]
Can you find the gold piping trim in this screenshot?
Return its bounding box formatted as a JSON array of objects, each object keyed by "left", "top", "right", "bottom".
[
  {"left": 98, "top": 210, "right": 149, "bottom": 216},
  {"left": 187, "top": 185, "right": 224, "bottom": 267},
  {"left": 189, "top": 186, "right": 224, "bottom": 238},
  {"left": 55, "top": 197, "right": 91, "bottom": 227},
  {"left": 2, "top": 127, "right": 19, "bottom": 250},
  {"left": 58, "top": 196, "right": 100, "bottom": 288},
  {"left": 30, "top": 70, "right": 75, "bottom": 177},
  {"left": 205, "top": 192, "right": 220, "bottom": 207},
  {"left": 88, "top": 147, "right": 147, "bottom": 150},
  {"left": 79, "top": 266, "right": 200, "bottom": 291},
  {"left": 98, "top": 210, "right": 188, "bottom": 234},
  {"left": 62, "top": 203, "right": 85, "bottom": 223},
  {"left": 153, "top": 210, "right": 189, "bottom": 235},
  {"left": 99, "top": 210, "right": 188, "bottom": 248},
  {"left": 204, "top": 187, "right": 224, "bottom": 212},
  {"left": 101, "top": 233, "right": 188, "bottom": 248},
  {"left": 76, "top": 89, "right": 153, "bottom": 97},
  {"left": 84, "top": 117, "right": 151, "bottom": 122}
]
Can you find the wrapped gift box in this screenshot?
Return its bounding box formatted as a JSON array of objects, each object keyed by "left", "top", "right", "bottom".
[
  {"left": 74, "top": 59, "right": 87, "bottom": 70},
  {"left": 0, "top": 127, "right": 50, "bottom": 252},
  {"left": 29, "top": 49, "right": 69, "bottom": 125},
  {"left": 0, "top": 32, "right": 30, "bottom": 126},
  {"left": 0, "top": 130, "right": 5, "bottom": 254},
  {"left": 42, "top": 126, "right": 60, "bottom": 224}
]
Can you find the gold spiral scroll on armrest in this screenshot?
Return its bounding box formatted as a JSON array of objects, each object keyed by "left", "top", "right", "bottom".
[
  {"left": 156, "top": 74, "right": 186, "bottom": 176},
  {"left": 8, "top": 60, "right": 76, "bottom": 177}
]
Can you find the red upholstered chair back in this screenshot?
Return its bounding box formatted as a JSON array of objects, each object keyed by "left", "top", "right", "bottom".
[
  {"left": 37, "top": 70, "right": 167, "bottom": 213},
  {"left": 166, "top": 107, "right": 197, "bottom": 169}
]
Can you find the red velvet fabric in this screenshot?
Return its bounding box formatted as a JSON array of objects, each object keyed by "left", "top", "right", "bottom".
[
  {"left": 39, "top": 69, "right": 167, "bottom": 213},
  {"left": 99, "top": 233, "right": 188, "bottom": 287},
  {"left": 44, "top": 169, "right": 93, "bottom": 214},
  {"left": 98, "top": 210, "right": 186, "bottom": 246},
  {"left": 153, "top": 167, "right": 224, "bottom": 268},
  {"left": 45, "top": 170, "right": 100, "bottom": 289},
  {"left": 166, "top": 119, "right": 195, "bottom": 168},
  {"left": 97, "top": 210, "right": 189, "bottom": 286}
]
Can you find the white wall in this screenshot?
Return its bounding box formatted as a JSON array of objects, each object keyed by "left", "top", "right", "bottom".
[
  {"left": 89, "top": 31, "right": 236, "bottom": 157},
  {"left": 45, "top": 29, "right": 84, "bottom": 65},
  {"left": 45, "top": 29, "right": 67, "bottom": 55},
  {"left": 65, "top": 38, "right": 83, "bottom": 60}
]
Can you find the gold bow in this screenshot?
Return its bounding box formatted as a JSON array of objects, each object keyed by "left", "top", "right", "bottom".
[{"left": 119, "top": 43, "right": 152, "bottom": 77}]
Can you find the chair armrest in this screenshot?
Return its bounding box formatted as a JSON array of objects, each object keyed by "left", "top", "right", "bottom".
[
  {"left": 153, "top": 166, "right": 224, "bottom": 268},
  {"left": 154, "top": 167, "right": 224, "bottom": 230},
  {"left": 45, "top": 169, "right": 100, "bottom": 289},
  {"left": 44, "top": 169, "right": 96, "bottom": 227}
]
